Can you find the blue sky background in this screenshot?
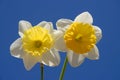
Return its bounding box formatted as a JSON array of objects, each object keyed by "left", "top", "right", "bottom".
[{"left": 0, "top": 0, "right": 119, "bottom": 80}]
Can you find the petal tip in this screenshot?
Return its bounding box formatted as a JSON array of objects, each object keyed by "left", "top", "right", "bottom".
[
  {"left": 24, "top": 66, "right": 31, "bottom": 71},
  {"left": 69, "top": 59, "right": 84, "bottom": 67},
  {"left": 9, "top": 38, "right": 23, "bottom": 58},
  {"left": 74, "top": 11, "right": 93, "bottom": 24},
  {"left": 19, "top": 20, "right": 28, "bottom": 25},
  {"left": 94, "top": 26, "right": 102, "bottom": 42},
  {"left": 95, "top": 55, "right": 99, "bottom": 60}
]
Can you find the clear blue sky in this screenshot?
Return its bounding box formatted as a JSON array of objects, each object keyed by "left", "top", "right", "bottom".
[{"left": 0, "top": 0, "right": 119, "bottom": 80}]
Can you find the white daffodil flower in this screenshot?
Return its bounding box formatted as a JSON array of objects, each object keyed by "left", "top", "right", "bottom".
[
  {"left": 10, "top": 20, "right": 62, "bottom": 70},
  {"left": 55, "top": 12, "right": 102, "bottom": 67}
]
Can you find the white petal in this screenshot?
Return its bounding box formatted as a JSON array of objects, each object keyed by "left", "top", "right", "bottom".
[
  {"left": 23, "top": 54, "right": 39, "bottom": 71},
  {"left": 41, "top": 48, "right": 60, "bottom": 67},
  {"left": 37, "top": 21, "right": 53, "bottom": 32},
  {"left": 10, "top": 38, "right": 24, "bottom": 58},
  {"left": 93, "top": 26, "right": 102, "bottom": 42},
  {"left": 56, "top": 19, "right": 73, "bottom": 32},
  {"left": 52, "top": 30, "right": 63, "bottom": 41},
  {"left": 85, "top": 45, "right": 99, "bottom": 60},
  {"left": 54, "top": 33, "right": 67, "bottom": 51},
  {"left": 74, "top": 12, "right": 93, "bottom": 24},
  {"left": 67, "top": 50, "right": 85, "bottom": 67},
  {"left": 19, "top": 20, "right": 32, "bottom": 37}
]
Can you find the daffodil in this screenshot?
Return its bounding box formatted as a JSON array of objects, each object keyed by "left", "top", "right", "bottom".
[
  {"left": 10, "top": 20, "right": 62, "bottom": 70},
  {"left": 55, "top": 12, "right": 102, "bottom": 67}
]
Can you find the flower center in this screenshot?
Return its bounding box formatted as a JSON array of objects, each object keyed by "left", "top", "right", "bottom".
[
  {"left": 34, "top": 40, "right": 42, "bottom": 48},
  {"left": 64, "top": 22, "right": 96, "bottom": 54},
  {"left": 22, "top": 26, "right": 54, "bottom": 57},
  {"left": 75, "top": 34, "right": 82, "bottom": 41}
]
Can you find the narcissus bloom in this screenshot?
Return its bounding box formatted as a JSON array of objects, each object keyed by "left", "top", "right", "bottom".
[
  {"left": 10, "top": 20, "right": 62, "bottom": 70},
  {"left": 55, "top": 12, "right": 102, "bottom": 67}
]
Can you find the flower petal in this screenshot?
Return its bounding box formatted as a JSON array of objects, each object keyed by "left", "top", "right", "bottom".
[
  {"left": 52, "top": 30, "right": 63, "bottom": 41},
  {"left": 19, "top": 20, "right": 32, "bottom": 37},
  {"left": 93, "top": 26, "right": 102, "bottom": 42},
  {"left": 41, "top": 48, "right": 60, "bottom": 67},
  {"left": 23, "top": 54, "right": 39, "bottom": 70},
  {"left": 10, "top": 38, "right": 24, "bottom": 58},
  {"left": 74, "top": 12, "right": 93, "bottom": 24},
  {"left": 37, "top": 21, "right": 53, "bottom": 32},
  {"left": 85, "top": 45, "right": 99, "bottom": 60},
  {"left": 54, "top": 33, "right": 67, "bottom": 51},
  {"left": 56, "top": 19, "right": 73, "bottom": 32},
  {"left": 67, "top": 50, "right": 85, "bottom": 67}
]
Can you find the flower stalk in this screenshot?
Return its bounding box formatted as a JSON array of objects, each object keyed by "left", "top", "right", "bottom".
[
  {"left": 59, "top": 56, "right": 68, "bottom": 80},
  {"left": 41, "top": 63, "right": 44, "bottom": 80}
]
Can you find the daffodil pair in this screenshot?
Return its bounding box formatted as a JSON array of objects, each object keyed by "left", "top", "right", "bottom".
[{"left": 10, "top": 12, "right": 102, "bottom": 71}]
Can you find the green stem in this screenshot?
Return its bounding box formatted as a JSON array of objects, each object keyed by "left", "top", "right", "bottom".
[
  {"left": 59, "top": 56, "right": 68, "bottom": 80},
  {"left": 41, "top": 63, "right": 44, "bottom": 80}
]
